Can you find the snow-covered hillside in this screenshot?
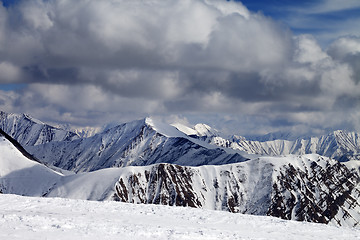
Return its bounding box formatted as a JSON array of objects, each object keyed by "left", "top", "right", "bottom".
[
  {"left": 0, "top": 111, "right": 79, "bottom": 146},
  {"left": 0, "top": 129, "right": 130, "bottom": 201},
  {"left": 26, "top": 118, "right": 248, "bottom": 172},
  {"left": 0, "top": 194, "right": 358, "bottom": 240},
  {"left": 112, "top": 154, "right": 360, "bottom": 227},
  {"left": 0, "top": 133, "right": 62, "bottom": 196}
]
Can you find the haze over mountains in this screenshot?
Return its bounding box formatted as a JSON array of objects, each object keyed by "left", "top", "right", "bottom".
[{"left": 0, "top": 111, "right": 360, "bottom": 229}]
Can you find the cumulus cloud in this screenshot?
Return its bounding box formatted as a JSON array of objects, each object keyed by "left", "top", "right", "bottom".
[
  {"left": 0, "top": 0, "right": 359, "bottom": 135},
  {"left": 328, "top": 36, "right": 360, "bottom": 59}
]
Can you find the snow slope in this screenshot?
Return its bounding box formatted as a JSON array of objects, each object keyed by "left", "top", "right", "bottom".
[
  {"left": 0, "top": 194, "right": 358, "bottom": 240},
  {"left": 0, "top": 134, "right": 62, "bottom": 196}
]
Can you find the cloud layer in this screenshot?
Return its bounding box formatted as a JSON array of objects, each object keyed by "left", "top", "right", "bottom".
[{"left": 0, "top": 0, "right": 359, "bottom": 136}]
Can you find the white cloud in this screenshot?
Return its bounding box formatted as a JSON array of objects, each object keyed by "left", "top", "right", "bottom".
[
  {"left": 327, "top": 36, "right": 360, "bottom": 59},
  {"left": 320, "top": 63, "right": 358, "bottom": 97},
  {"left": 0, "top": 0, "right": 293, "bottom": 72},
  {"left": 306, "top": 0, "right": 360, "bottom": 14},
  {"left": 0, "top": 0, "right": 359, "bottom": 135},
  {"left": 294, "top": 35, "right": 329, "bottom": 64},
  {"left": 18, "top": 0, "right": 53, "bottom": 30}
]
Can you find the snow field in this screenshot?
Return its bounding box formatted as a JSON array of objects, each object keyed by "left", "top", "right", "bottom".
[{"left": 0, "top": 194, "right": 358, "bottom": 240}]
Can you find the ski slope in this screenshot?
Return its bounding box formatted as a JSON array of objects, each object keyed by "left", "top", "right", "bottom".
[{"left": 0, "top": 194, "right": 358, "bottom": 240}]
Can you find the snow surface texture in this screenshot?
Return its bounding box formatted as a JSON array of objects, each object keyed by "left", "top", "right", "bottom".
[{"left": 0, "top": 194, "right": 358, "bottom": 240}]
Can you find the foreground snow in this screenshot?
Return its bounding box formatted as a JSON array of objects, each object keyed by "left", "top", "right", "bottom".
[{"left": 0, "top": 195, "right": 358, "bottom": 240}]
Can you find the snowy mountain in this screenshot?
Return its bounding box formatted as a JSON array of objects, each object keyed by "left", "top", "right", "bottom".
[
  {"left": 174, "top": 123, "right": 360, "bottom": 161},
  {"left": 172, "top": 122, "right": 220, "bottom": 137},
  {"left": 1, "top": 129, "right": 360, "bottom": 228},
  {"left": 2, "top": 110, "right": 359, "bottom": 169},
  {"left": 25, "top": 118, "right": 248, "bottom": 173},
  {"left": 245, "top": 131, "right": 304, "bottom": 141},
  {"left": 0, "top": 111, "right": 80, "bottom": 146}
]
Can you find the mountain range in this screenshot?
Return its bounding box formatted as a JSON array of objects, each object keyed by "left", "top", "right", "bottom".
[
  {"left": 173, "top": 122, "right": 360, "bottom": 162},
  {"left": 0, "top": 111, "right": 360, "bottom": 228}
]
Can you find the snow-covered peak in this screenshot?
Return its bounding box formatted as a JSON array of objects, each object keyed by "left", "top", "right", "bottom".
[
  {"left": 246, "top": 131, "right": 306, "bottom": 141},
  {"left": 145, "top": 117, "right": 187, "bottom": 138},
  {"left": 194, "top": 123, "right": 218, "bottom": 137},
  {"left": 171, "top": 123, "right": 198, "bottom": 136},
  {"left": 72, "top": 127, "right": 102, "bottom": 138},
  {"left": 229, "top": 134, "right": 246, "bottom": 142},
  {"left": 22, "top": 113, "right": 45, "bottom": 125},
  {"left": 172, "top": 122, "right": 219, "bottom": 137}
]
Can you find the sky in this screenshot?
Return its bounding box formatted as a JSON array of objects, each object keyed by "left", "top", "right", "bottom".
[{"left": 0, "top": 0, "right": 359, "bottom": 136}]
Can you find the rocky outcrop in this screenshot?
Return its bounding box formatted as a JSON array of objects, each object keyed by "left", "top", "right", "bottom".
[
  {"left": 112, "top": 155, "right": 360, "bottom": 227},
  {"left": 268, "top": 160, "right": 360, "bottom": 226}
]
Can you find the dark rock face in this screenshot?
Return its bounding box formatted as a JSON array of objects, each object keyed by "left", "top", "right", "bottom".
[
  {"left": 268, "top": 161, "right": 360, "bottom": 226},
  {"left": 112, "top": 156, "right": 360, "bottom": 227},
  {"left": 115, "top": 164, "right": 202, "bottom": 208}
]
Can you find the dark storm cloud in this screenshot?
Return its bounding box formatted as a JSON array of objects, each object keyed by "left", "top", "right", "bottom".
[{"left": 0, "top": 0, "right": 359, "bottom": 135}]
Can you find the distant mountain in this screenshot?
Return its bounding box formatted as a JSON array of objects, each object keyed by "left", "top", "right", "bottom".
[
  {"left": 26, "top": 118, "right": 248, "bottom": 172},
  {"left": 174, "top": 123, "right": 360, "bottom": 161},
  {"left": 245, "top": 131, "right": 305, "bottom": 141},
  {"left": 0, "top": 111, "right": 80, "bottom": 146}
]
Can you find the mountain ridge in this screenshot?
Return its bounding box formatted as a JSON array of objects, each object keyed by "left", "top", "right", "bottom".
[
  {"left": 25, "top": 117, "right": 248, "bottom": 172},
  {"left": 0, "top": 111, "right": 80, "bottom": 146},
  {"left": 173, "top": 122, "right": 360, "bottom": 161}
]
